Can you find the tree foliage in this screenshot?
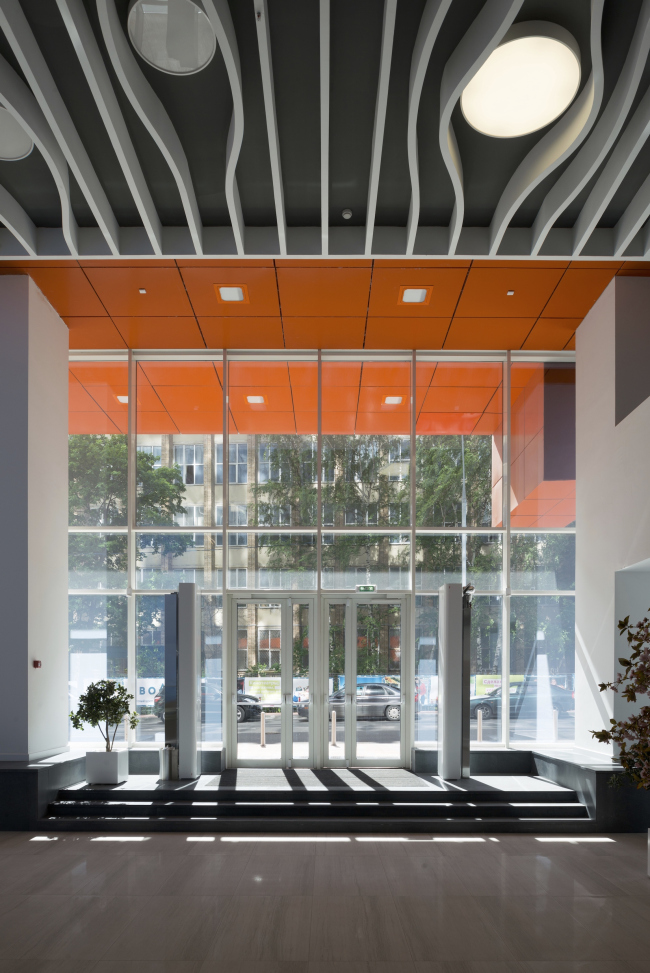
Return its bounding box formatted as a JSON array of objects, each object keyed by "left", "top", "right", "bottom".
[{"left": 70, "top": 679, "right": 138, "bottom": 751}]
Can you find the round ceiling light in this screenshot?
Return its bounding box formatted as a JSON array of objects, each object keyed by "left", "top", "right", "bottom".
[
  {"left": 0, "top": 107, "right": 33, "bottom": 161},
  {"left": 128, "top": 0, "right": 216, "bottom": 76},
  {"left": 460, "top": 22, "right": 580, "bottom": 138}
]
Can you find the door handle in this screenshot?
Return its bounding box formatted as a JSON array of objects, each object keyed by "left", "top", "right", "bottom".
[{"left": 283, "top": 693, "right": 292, "bottom": 703}]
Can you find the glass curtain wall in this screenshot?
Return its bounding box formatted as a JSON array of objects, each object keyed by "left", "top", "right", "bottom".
[{"left": 68, "top": 352, "right": 575, "bottom": 752}]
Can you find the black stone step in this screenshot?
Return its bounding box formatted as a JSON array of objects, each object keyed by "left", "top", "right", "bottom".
[
  {"left": 47, "top": 799, "right": 588, "bottom": 820},
  {"left": 55, "top": 786, "right": 581, "bottom": 805}
]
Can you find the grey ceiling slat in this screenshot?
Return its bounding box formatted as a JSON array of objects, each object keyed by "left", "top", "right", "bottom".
[
  {"left": 254, "top": 0, "right": 286, "bottom": 256},
  {"left": 532, "top": 0, "right": 650, "bottom": 257},
  {"left": 320, "top": 0, "right": 329, "bottom": 256},
  {"left": 0, "top": 180, "right": 36, "bottom": 255},
  {"left": 573, "top": 83, "right": 650, "bottom": 256},
  {"left": 438, "top": 0, "right": 523, "bottom": 256},
  {"left": 57, "top": 0, "right": 162, "bottom": 256},
  {"left": 96, "top": 0, "right": 203, "bottom": 255},
  {"left": 365, "top": 0, "right": 397, "bottom": 257},
  {"left": 404, "top": 0, "right": 452, "bottom": 257},
  {"left": 0, "top": 0, "right": 119, "bottom": 255},
  {"left": 0, "top": 54, "right": 78, "bottom": 255},
  {"left": 203, "top": 0, "right": 245, "bottom": 256},
  {"left": 489, "top": 0, "right": 605, "bottom": 257},
  {"left": 614, "top": 167, "right": 650, "bottom": 256}
]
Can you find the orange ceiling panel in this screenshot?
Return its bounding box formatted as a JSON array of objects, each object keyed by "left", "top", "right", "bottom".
[
  {"left": 617, "top": 261, "right": 650, "bottom": 275},
  {"left": 274, "top": 259, "right": 372, "bottom": 267},
  {"left": 455, "top": 268, "right": 564, "bottom": 317},
  {"left": 175, "top": 259, "right": 274, "bottom": 267},
  {"left": 523, "top": 318, "right": 580, "bottom": 350},
  {"left": 510, "top": 363, "right": 542, "bottom": 387},
  {"left": 444, "top": 318, "right": 535, "bottom": 349},
  {"left": 65, "top": 317, "right": 126, "bottom": 349},
  {"left": 364, "top": 318, "right": 450, "bottom": 349},
  {"left": 84, "top": 268, "right": 192, "bottom": 316},
  {"left": 199, "top": 317, "right": 284, "bottom": 348},
  {"left": 283, "top": 317, "right": 366, "bottom": 348},
  {"left": 368, "top": 268, "right": 467, "bottom": 316},
  {"left": 416, "top": 413, "right": 482, "bottom": 435},
  {"left": 105, "top": 412, "right": 128, "bottom": 433},
  {"left": 322, "top": 413, "right": 356, "bottom": 434},
  {"left": 229, "top": 387, "right": 294, "bottom": 411},
  {"left": 168, "top": 412, "right": 223, "bottom": 433},
  {"left": 356, "top": 413, "right": 410, "bottom": 434},
  {"left": 138, "top": 362, "right": 221, "bottom": 386},
  {"left": 26, "top": 268, "right": 107, "bottom": 316},
  {"left": 429, "top": 362, "right": 503, "bottom": 387},
  {"left": 231, "top": 412, "right": 296, "bottom": 434},
  {"left": 357, "top": 386, "right": 410, "bottom": 413},
  {"left": 135, "top": 386, "right": 167, "bottom": 411},
  {"left": 527, "top": 479, "right": 574, "bottom": 500},
  {"left": 156, "top": 386, "right": 222, "bottom": 412},
  {"left": 541, "top": 268, "right": 616, "bottom": 318},
  {"left": 69, "top": 363, "right": 128, "bottom": 386},
  {"left": 565, "top": 334, "right": 576, "bottom": 350},
  {"left": 473, "top": 413, "right": 502, "bottom": 435},
  {"left": 69, "top": 384, "right": 102, "bottom": 412},
  {"left": 136, "top": 412, "right": 179, "bottom": 434},
  {"left": 322, "top": 363, "right": 361, "bottom": 386},
  {"left": 69, "top": 412, "right": 121, "bottom": 434},
  {"left": 472, "top": 260, "right": 569, "bottom": 269},
  {"left": 484, "top": 388, "right": 502, "bottom": 413},
  {"left": 229, "top": 362, "right": 290, "bottom": 386},
  {"left": 291, "top": 386, "right": 318, "bottom": 411},
  {"left": 89, "top": 385, "right": 129, "bottom": 412},
  {"left": 79, "top": 259, "right": 177, "bottom": 268},
  {"left": 373, "top": 259, "right": 471, "bottom": 268},
  {"left": 288, "top": 363, "right": 318, "bottom": 386},
  {"left": 113, "top": 317, "right": 205, "bottom": 348},
  {"left": 180, "top": 267, "right": 280, "bottom": 315},
  {"left": 422, "top": 386, "right": 494, "bottom": 413},
  {"left": 322, "top": 386, "right": 361, "bottom": 412},
  {"left": 276, "top": 268, "right": 371, "bottom": 316},
  {"left": 360, "top": 362, "right": 410, "bottom": 385},
  {"left": 295, "top": 413, "right": 318, "bottom": 433}
]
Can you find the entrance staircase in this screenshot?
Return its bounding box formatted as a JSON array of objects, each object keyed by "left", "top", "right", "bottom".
[{"left": 44, "top": 768, "right": 593, "bottom": 833}]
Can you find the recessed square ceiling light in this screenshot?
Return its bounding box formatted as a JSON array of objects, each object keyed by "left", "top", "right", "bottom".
[
  {"left": 401, "top": 288, "right": 429, "bottom": 303},
  {"left": 247, "top": 395, "right": 265, "bottom": 404},
  {"left": 138, "top": 288, "right": 146, "bottom": 294},
  {"left": 507, "top": 290, "right": 515, "bottom": 296},
  {"left": 117, "top": 396, "right": 128, "bottom": 404},
  {"left": 219, "top": 286, "right": 245, "bottom": 302},
  {"left": 384, "top": 396, "right": 402, "bottom": 405}
]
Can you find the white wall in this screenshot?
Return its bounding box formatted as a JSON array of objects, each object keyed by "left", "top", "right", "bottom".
[
  {"left": 0, "top": 276, "right": 68, "bottom": 760},
  {"left": 575, "top": 276, "right": 650, "bottom": 751}
]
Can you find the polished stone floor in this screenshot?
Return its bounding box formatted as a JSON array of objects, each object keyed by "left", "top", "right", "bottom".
[{"left": 0, "top": 828, "right": 647, "bottom": 972}]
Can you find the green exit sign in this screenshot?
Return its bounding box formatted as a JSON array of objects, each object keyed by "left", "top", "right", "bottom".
[{"left": 356, "top": 585, "right": 376, "bottom": 592}]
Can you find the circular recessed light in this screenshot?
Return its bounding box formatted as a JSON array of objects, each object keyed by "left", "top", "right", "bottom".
[
  {"left": 0, "top": 107, "right": 33, "bottom": 161},
  {"left": 460, "top": 22, "right": 580, "bottom": 138},
  {"left": 128, "top": 0, "right": 216, "bottom": 76},
  {"left": 342, "top": 209, "right": 352, "bottom": 220}
]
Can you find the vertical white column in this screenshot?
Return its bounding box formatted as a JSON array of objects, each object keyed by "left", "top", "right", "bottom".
[
  {"left": 0, "top": 276, "right": 69, "bottom": 760},
  {"left": 178, "top": 581, "right": 200, "bottom": 778},
  {"left": 438, "top": 583, "right": 463, "bottom": 779}
]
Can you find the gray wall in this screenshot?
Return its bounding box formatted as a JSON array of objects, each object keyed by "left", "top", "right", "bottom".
[{"left": 0, "top": 276, "right": 69, "bottom": 760}]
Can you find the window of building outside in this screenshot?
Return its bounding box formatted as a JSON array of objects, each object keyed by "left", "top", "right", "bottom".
[{"left": 68, "top": 355, "right": 575, "bottom": 755}]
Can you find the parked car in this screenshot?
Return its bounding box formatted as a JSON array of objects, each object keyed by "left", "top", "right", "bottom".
[
  {"left": 298, "top": 682, "right": 402, "bottom": 722},
  {"left": 153, "top": 683, "right": 261, "bottom": 724},
  {"left": 470, "top": 680, "right": 574, "bottom": 720}
]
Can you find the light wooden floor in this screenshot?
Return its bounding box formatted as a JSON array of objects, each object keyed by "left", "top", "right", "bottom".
[{"left": 0, "top": 828, "right": 647, "bottom": 971}]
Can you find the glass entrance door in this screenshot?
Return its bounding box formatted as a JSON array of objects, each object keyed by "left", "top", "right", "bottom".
[
  {"left": 230, "top": 597, "right": 312, "bottom": 767},
  {"left": 324, "top": 597, "right": 408, "bottom": 767}
]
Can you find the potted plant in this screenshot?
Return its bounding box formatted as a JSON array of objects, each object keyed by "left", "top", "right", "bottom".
[
  {"left": 70, "top": 680, "right": 139, "bottom": 784},
  {"left": 592, "top": 613, "right": 650, "bottom": 790}
]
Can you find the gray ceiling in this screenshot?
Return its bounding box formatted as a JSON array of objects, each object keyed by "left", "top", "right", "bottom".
[{"left": 0, "top": 0, "right": 647, "bottom": 259}]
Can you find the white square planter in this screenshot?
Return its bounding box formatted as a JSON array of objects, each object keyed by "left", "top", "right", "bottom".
[{"left": 86, "top": 750, "right": 129, "bottom": 784}]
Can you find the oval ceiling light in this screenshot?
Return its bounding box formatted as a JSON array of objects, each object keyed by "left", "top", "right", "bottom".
[
  {"left": 128, "top": 0, "right": 216, "bottom": 76},
  {"left": 460, "top": 22, "right": 580, "bottom": 138},
  {"left": 0, "top": 107, "right": 33, "bottom": 161}
]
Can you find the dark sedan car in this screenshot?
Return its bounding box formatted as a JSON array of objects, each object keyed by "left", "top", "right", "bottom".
[
  {"left": 470, "top": 680, "right": 574, "bottom": 720},
  {"left": 152, "top": 683, "right": 262, "bottom": 723},
  {"left": 298, "top": 682, "right": 402, "bottom": 722}
]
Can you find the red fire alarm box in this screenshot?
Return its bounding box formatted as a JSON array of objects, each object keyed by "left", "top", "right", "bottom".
[{"left": 33, "top": 660, "right": 42, "bottom": 668}]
